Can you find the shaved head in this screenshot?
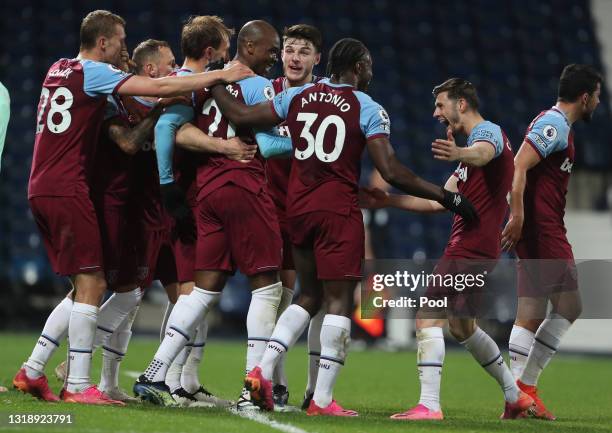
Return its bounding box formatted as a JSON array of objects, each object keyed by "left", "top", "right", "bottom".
[
  {"left": 235, "top": 20, "right": 280, "bottom": 76},
  {"left": 238, "top": 20, "right": 277, "bottom": 47}
]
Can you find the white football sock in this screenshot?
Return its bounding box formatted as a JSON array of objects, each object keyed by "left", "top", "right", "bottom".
[
  {"left": 416, "top": 327, "right": 445, "bottom": 412},
  {"left": 182, "top": 319, "right": 207, "bottom": 393},
  {"left": 305, "top": 308, "right": 324, "bottom": 395},
  {"left": 272, "top": 287, "right": 294, "bottom": 388},
  {"left": 166, "top": 339, "right": 192, "bottom": 393},
  {"left": 260, "top": 304, "right": 310, "bottom": 380},
  {"left": 313, "top": 314, "right": 351, "bottom": 408},
  {"left": 520, "top": 313, "right": 571, "bottom": 386},
  {"left": 25, "top": 297, "right": 73, "bottom": 379},
  {"left": 508, "top": 325, "right": 534, "bottom": 380},
  {"left": 246, "top": 282, "right": 282, "bottom": 372},
  {"left": 99, "top": 305, "right": 139, "bottom": 392},
  {"left": 94, "top": 288, "right": 142, "bottom": 349},
  {"left": 460, "top": 327, "right": 519, "bottom": 402},
  {"left": 66, "top": 302, "right": 98, "bottom": 393},
  {"left": 143, "top": 290, "right": 218, "bottom": 383},
  {"left": 160, "top": 301, "right": 174, "bottom": 342}
]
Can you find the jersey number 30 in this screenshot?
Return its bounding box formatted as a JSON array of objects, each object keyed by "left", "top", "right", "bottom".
[
  {"left": 36, "top": 87, "right": 73, "bottom": 134},
  {"left": 295, "top": 113, "right": 345, "bottom": 163}
]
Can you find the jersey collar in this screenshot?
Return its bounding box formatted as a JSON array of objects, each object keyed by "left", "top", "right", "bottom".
[{"left": 550, "top": 106, "right": 570, "bottom": 126}]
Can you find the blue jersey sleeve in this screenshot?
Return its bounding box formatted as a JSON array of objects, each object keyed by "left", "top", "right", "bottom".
[
  {"left": 82, "top": 60, "right": 132, "bottom": 97},
  {"left": 154, "top": 105, "right": 195, "bottom": 185},
  {"left": 525, "top": 113, "right": 568, "bottom": 158},
  {"left": 272, "top": 84, "right": 312, "bottom": 120},
  {"left": 355, "top": 91, "right": 391, "bottom": 138},
  {"left": 468, "top": 121, "right": 504, "bottom": 158},
  {"left": 255, "top": 129, "right": 292, "bottom": 158},
  {"left": 240, "top": 76, "right": 276, "bottom": 106}
]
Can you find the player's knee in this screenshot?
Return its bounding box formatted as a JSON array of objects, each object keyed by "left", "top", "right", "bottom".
[
  {"left": 448, "top": 319, "right": 475, "bottom": 342},
  {"left": 515, "top": 318, "right": 543, "bottom": 333},
  {"left": 296, "top": 293, "right": 322, "bottom": 316}
]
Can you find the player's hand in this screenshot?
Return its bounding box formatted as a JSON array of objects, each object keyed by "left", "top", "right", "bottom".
[
  {"left": 432, "top": 127, "right": 461, "bottom": 162},
  {"left": 501, "top": 213, "right": 523, "bottom": 251},
  {"left": 160, "top": 182, "right": 191, "bottom": 220},
  {"left": 439, "top": 189, "right": 478, "bottom": 223},
  {"left": 222, "top": 137, "right": 258, "bottom": 163},
  {"left": 157, "top": 94, "right": 192, "bottom": 108},
  {"left": 358, "top": 187, "right": 389, "bottom": 209},
  {"left": 221, "top": 61, "right": 255, "bottom": 83}
]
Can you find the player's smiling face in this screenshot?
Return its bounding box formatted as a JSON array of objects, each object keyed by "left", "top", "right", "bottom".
[
  {"left": 252, "top": 33, "right": 280, "bottom": 76},
  {"left": 282, "top": 38, "right": 320, "bottom": 84},
  {"left": 433, "top": 92, "right": 461, "bottom": 133},
  {"left": 154, "top": 46, "right": 176, "bottom": 78}
]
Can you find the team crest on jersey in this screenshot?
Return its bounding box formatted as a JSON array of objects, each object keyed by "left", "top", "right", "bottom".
[
  {"left": 379, "top": 109, "right": 390, "bottom": 132},
  {"left": 543, "top": 125, "right": 558, "bottom": 142},
  {"left": 263, "top": 86, "right": 274, "bottom": 101}
]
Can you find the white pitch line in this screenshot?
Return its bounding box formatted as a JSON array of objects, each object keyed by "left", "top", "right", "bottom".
[
  {"left": 122, "top": 370, "right": 141, "bottom": 379},
  {"left": 229, "top": 408, "right": 314, "bottom": 433}
]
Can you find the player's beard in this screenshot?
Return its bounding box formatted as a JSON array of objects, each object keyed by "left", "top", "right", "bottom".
[{"left": 582, "top": 108, "right": 594, "bottom": 123}]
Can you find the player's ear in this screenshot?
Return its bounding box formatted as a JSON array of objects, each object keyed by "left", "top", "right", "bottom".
[
  {"left": 314, "top": 53, "right": 321, "bottom": 65},
  {"left": 203, "top": 46, "right": 213, "bottom": 62},
  {"left": 98, "top": 36, "right": 108, "bottom": 51}
]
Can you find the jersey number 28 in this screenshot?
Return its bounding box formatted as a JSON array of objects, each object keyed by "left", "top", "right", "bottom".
[
  {"left": 36, "top": 87, "right": 73, "bottom": 134},
  {"left": 295, "top": 113, "right": 345, "bottom": 163}
]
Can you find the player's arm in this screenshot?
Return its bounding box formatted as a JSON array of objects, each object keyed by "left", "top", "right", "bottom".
[
  {"left": 175, "top": 122, "right": 257, "bottom": 161},
  {"left": 209, "top": 84, "right": 282, "bottom": 128},
  {"left": 254, "top": 130, "right": 293, "bottom": 158},
  {"left": 105, "top": 99, "right": 185, "bottom": 155},
  {"left": 119, "top": 62, "right": 254, "bottom": 97},
  {"left": 501, "top": 141, "right": 541, "bottom": 251},
  {"left": 360, "top": 175, "right": 455, "bottom": 213},
  {"left": 366, "top": 136, "right": 477, "bottom": 221},
  {"left": 431, "top": 128, "right": 495, "bottom": 167}
]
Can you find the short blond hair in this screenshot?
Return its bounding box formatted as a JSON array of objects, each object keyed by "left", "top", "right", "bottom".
[{"left": 80, "top": 10, "right": 126, "bottom": 50}]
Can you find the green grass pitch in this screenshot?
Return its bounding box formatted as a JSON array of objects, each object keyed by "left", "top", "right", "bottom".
[{"left": 0, "top": 333, "right": 610, "bottom": 433}]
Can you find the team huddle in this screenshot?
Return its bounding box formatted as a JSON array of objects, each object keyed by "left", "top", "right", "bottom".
[{"left": 12, "top": 9, "right": 602, "bottom": 420}]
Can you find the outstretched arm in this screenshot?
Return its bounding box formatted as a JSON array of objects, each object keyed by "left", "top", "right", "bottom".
[
  {"left": 431, "top": 127, "right": 495, "bottom": 167},
  {"left": 209, "top": 84, "right": 281, "bottom": 128},
  {"left": 501, "top": 141, "right": 541, "bottom": 251},
  {"left": 119, "top": 62, "right": 254, "bottom": 98},
  {"left": 360, "top": 175, "right": 455, "bottom": 213},
  {"left": 366, "top": 136, "right": 477, "bottom": 222}
]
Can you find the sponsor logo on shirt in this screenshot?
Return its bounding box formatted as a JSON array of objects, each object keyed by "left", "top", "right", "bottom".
[
  {"left": 456, "top": 164, "right": 468, "bottom": 182},
  {"left": 560, "top": 157, "right": 573, "bottom": 173},
  {"left": 48, "top": 68, "right": 74, "bottom": 79}
]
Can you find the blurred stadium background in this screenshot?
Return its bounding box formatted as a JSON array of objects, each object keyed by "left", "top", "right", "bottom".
[{"left": 0, "top": 0, "right": 611, "bottom": 351}]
